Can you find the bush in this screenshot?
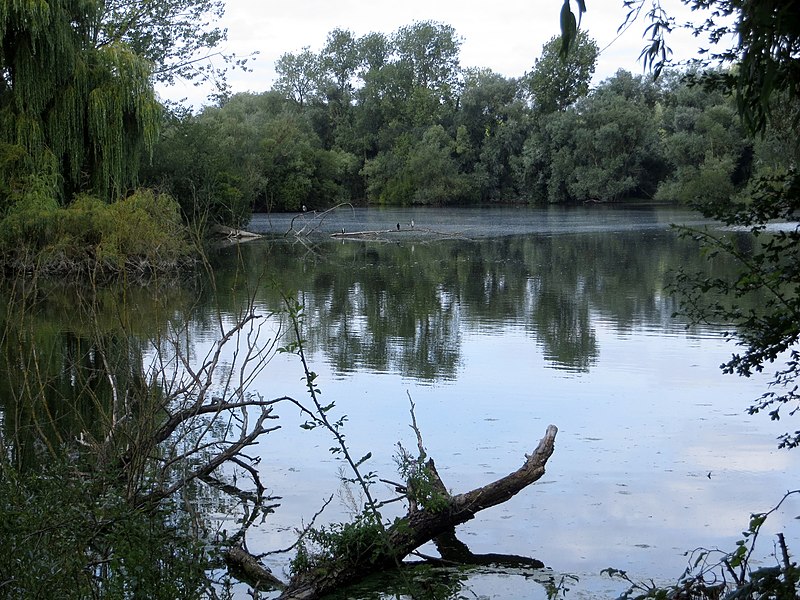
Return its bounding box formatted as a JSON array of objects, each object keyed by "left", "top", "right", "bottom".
[
  {"left": 0, "top": 461, "right": 210, "bottom": 599},
  {"left": 0, "top": 188, "right": 192, "bottom": 275}
]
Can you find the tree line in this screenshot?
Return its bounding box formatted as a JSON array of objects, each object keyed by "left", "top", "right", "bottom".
[
  {"left": 142, "top": 22, "right": 796, "bottom": 225},
  {"left": 4, "top": 5, "right": 794, "bottom": 241}
]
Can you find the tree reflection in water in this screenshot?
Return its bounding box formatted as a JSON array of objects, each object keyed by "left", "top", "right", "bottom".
[{"left": 208, "top": 228, "right": 735, "bottom": 379}]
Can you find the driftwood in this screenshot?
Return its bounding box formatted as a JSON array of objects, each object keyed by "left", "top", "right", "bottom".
[
  {"left": 278, "top": 424, "right": 558, "bottom": 600},
  {"left": 331, "top": 227, "right": 412, "bottom": 237},
  {"left": 210, "top": 224, "right": 263, "bottom": 240},
  {"left": 330, "top": 226, "right": 468, "bottom": 241},
  {"left": 224, "top": 545, "right": 286, "bottom": 590}
]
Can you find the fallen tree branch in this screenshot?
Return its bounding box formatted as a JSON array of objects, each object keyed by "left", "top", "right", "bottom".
[
  {"left": 285, "top": 203, "right": 355, "bottom": 238},
  {"left": 224, "top": 545, "right": 286, "bottom": 591},
  {"left": 136, "top": 406, "right": 280, "bottom": 507},
  {"left": 279, "top": 424, "right": 558, "bottom": 600}
]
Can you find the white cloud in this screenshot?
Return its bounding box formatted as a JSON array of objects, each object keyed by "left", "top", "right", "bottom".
[{"left": 159, "top": 0, "right": 714, "bottom": 107}]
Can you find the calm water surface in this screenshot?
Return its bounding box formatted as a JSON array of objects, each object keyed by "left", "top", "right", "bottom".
[
  {"left": 211, "top": 205, "right": 799, "bottom": 598},
  {"left": 4, "top": 205, "right": 797, "bottom": 599}
]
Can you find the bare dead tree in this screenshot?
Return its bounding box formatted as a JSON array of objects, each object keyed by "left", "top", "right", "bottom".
[{"left": 276, "top": 423, "right": 558, "bottom": 600}]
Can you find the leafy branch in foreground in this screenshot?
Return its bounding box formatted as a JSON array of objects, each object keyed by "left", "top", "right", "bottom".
[
  {"left": 671, "top": 168, "right": 800, "bottom": 447},
  {"left": 271, "top": 300, "right": 559, "bottom": 599},
  {"left": 279, "top": 294, "right": 383, "bottom": 525},
  {"left": 604, "top": 490, "right": 800, "bottom": 599}
]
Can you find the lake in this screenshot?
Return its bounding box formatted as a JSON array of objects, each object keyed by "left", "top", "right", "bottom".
[
  {"left": 5, "top": 204, "right": 800, "bottom": 598},
  {"left": 214, "top": 205, "right": 798, "bottom": 597}
]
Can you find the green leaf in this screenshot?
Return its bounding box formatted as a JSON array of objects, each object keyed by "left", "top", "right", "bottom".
[
  {"left": 559, "top": 0, "right": 577, "bottom": 59},
  {"left": 729, "top": 543, "right": 747, "bottom": 568},
  {"left": 748, "top": 512, "right": 767, "bottom": 532},
  {"left": 355, "top": 452, "right": 372, "bottom": 467}
]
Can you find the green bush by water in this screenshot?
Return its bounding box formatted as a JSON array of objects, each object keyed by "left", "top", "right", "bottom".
[
  {"left": 0, "top": 187, "right": 192, "bottom": 275},
  {"left": 0, "top": 460, "right": 210, "bottom": 599}
]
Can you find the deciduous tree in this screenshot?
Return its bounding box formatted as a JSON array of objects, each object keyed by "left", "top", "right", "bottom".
[
  {"left": 0, "top": 0, "right": 234, "bottom": 209},
  {"left": 525, "top": 30, "right": 598, "bottom": 114},
  {"left": 274, "top": 47, "right": 321, "bottom": 109},
  {"left": 0, "top": 1, "right": 160, "bottom": 204}
]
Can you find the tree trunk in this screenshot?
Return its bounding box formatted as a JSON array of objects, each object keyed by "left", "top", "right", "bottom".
[{"left": 279, "top": 424, "right": 558, "bottom": 600}]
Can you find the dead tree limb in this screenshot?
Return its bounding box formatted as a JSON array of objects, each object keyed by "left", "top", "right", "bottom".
[
  {"left": 224, "top": 545, "right": 286, "bottom": 591},
  {"left": 279, "top": 424, "right": 557, "bottom": 600},
  {"left": 431, "top": 528, "right": 544, "bottom": 569}
]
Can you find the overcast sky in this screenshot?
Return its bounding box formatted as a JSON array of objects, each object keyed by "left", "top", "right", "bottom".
[{"left": 159, "top": 0, "right": 707, "bottom": 108}]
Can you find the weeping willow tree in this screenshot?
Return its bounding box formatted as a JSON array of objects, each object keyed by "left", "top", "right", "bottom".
[
  {"left": 0, "top": 0, "right": 162, "bottom": 209},
  {"left": 0, "top": 0, "right": 235, "bottom": 207}
]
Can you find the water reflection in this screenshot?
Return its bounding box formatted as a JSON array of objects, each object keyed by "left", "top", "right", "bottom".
[
  {"left": 209, "top": 228, "right": 734, "bottom": 378},
  {"left": 0, "top": 282, "right": 192, "bottom": 470},
  {"left": 0, "top": 208, "right": 794, "bottom": 598}
]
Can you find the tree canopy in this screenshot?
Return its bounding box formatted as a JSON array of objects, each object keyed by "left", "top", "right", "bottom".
[
  {"left": 97, "top": 0, "right": 229, "bottom": 87},
  {"left": 144, "top": 19, "right": 785, "bottom": 211},
  {"left": 524, "top": 30, "right": 598, "bottom": 114},
  {"left": 0, "top": 0, "right": 159, "bottom": 204},
  {"left": 0, "top": 0, "right": 235, "bottom": 209}
]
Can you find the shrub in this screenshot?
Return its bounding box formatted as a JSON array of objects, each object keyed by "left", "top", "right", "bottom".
[
  {"left": 0, "top": 461, "right": 210, "bottom": 599},
  {"left": 0, "top": 188, "right": 192, "bottom": 275}
]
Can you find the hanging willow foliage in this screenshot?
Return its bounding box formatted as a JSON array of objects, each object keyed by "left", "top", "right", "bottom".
[{"left": 0, "top": 0, "right": 161, "bottom": 206}]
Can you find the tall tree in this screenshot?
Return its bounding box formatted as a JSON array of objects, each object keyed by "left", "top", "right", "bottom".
[
  {"left": 525, "top": 30, "right": 598, "bottom": 113},
  {"left": 318, "top": 28, "right": 360, "bottom": 102},
  {"left": 357, "top": 31, "right": 392, "bottom": 77},
  {"left": 655, "top": 73, "right": 751, "bottom": 204},
  {"left": 456, "top": 69, "right": 530, "bottom": 200},
  {"left": 0, "top": 0, "right": 233, "bottom": 207},
  {"left": 393, "top": 21, "right": 462, "bottom": 99},
  {"left": 0, "top": 0, "right": 160, "bottom": 205},
  {"left": 95, "top": 0, "right": 231, "bottom": 89},
  {"left": 274, "top": 47, "right": 321, "bottom": 108}
]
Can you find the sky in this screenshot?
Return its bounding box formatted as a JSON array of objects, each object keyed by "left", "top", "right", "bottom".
[{"left": 159, "top": 0, "right": 709, "bottom": 108}]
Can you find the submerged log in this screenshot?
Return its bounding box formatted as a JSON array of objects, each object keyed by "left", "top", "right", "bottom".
[
  {"left": 278, "top": 424, "right": 558, "bottom": 600},
  {"left": 225, "top": 545, "right": 286, "bottom": 591},
  {"left": 432, "top": 528, "right": 544, "bottom": 569}
]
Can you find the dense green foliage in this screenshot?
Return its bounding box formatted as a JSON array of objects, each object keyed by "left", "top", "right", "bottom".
[
  {"left": 525, "top": 30, "right": 598, "bottom": 114},
  {"left": 143, "top": 20, "right": 784, "bottom": 213},
  {"left": 0, "top": 461, "right": 210, "bottom": 599},
  {"left": 0, "top": 0, "right": 235, "bottom": 272},
  {"left": 0, "top": 0, "right": 160, "bottom": 203},
  {"left": 0, "top": 189, "right": 191, "bottom": 275},
  {"left": 0, "top": 0, "right": 234, "bottom": 205}
]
